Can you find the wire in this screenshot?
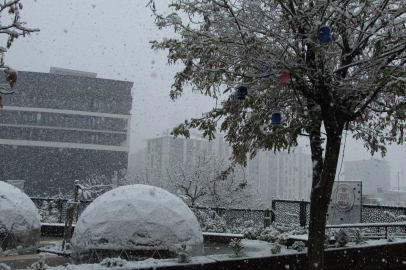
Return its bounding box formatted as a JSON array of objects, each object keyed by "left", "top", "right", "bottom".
[{"left": 330, "top": 129, "right": 348, "bottom": 225}]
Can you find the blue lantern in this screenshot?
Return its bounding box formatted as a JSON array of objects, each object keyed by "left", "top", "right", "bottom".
[
  {"left": 263, "top": 66, "right": 270, "bottom": 78},
  {"left": 271, "top": 111, "right": 281, "bottom": 125},
  {"left": 237, "top": 86, "right": 248, "bottom": 99},
  {"left": 319, "top": 26, "right": 332, "bottom": 43}
]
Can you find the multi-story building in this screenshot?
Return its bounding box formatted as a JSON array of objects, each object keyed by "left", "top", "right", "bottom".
[
  {"left": 144, "top": 131, "right": 312, "bottom": 205},
  {"left": 344, "top": 158, "right": 390, "bottom": 195},
  {"left": 247, "top": 147, "right": 313, "bottom": 204},
  {"left": 145, "top": 131, "right": 231, "bottom": 175},
  {"left": 0, "top": 68, "right": 133, "bottom": 196}
]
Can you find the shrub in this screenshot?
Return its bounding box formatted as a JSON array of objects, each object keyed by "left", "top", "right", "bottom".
[
  {"left": 334, "top": 228, "right": 349, "bottom": 247},
  {"left": 290, "top": 241, "right": 306, "bottom": 252},
  {"left": 242, "top": 226, "right": 262, "bottom": 240},
  {"left": 271, "top": 243, "right": 281, "bottom": 254},
  {"left": 277, "top": 233, "right": 289, "bottom": 246},
  {"left": 229, "top": 238, "right": 245, "bottom": 257},
  {"left": 99, "top": 258, "right": 127, "bottom": 268},
  {"left": 353, "top": 229, "right": 366, "bottom": 245},
  {"left": 258, "top": 226, "right": 280, "bottom": 243},
  {"left": 387, "top": 233, "right": 396, "bottom": 243},
  {"left": 173, "top": 244, "right": 191, "bottom": 263}
]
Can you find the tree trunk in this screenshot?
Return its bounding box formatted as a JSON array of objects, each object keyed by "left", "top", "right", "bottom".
[
  {"left": 62, "top": 206, "right": 75, "bottom": 250},
  {"left": 62, "top": 184, "right": 79, "bottom": 250},
  {"left": 307, "top": 127, "right": 342, "bottom": 270}
]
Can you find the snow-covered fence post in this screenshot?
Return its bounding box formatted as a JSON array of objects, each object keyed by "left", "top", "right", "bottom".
[
  {"left": 264, "top": 209, "right": 271, "bottom": 228},
  {"left": 271, "top": 200, "right": 276, "bottom": 224},
  {"left": 300, "top": 200, "right": 307, "bottom": 228},
  {"left": 57, "top": 199, "right": 64, "bottom": 223}
]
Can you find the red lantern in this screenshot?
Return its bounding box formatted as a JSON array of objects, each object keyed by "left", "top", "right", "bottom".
[{"left": 278, "top": 71, "right": 290, "bottom": 86}]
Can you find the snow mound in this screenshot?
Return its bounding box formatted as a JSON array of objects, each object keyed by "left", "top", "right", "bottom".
[
  {"left": 72, "top": 184, "right": 203, "bottom": 256},
  {"left": 0, "top": 181, "right": 41, "bottom": 250}
]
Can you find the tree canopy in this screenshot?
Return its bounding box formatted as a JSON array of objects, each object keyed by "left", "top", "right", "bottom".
[
  {"left": 151, "top": 0, "right": 406, "bottom": 159},
  {"left": 150, "top": 0, "right": 406, "bottom": 268}
]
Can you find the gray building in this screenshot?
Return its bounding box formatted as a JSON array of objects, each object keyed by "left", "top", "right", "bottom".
[
  {"left": 344, "top": 158, "right": 390, "bottom": 195},
  {"left": 145, "top": 131, "right": 231, "bottom": 175},
  {"left": 0, "top": 68, "right": 133, "bottom": 196},
  {"left": 247, "top": 147, "right": 312, "bottom": 204}
]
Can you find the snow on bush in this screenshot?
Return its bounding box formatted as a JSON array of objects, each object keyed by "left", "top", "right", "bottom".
[
  {"left": 334, "top": 228, "right": 349, "bottom": 247},
  {"left": 229, "top": 238, "right": 245, "bottom": 257},
  {"left": 271, "top": 243, "right": 281, "bottom": 254},
  {"left": 258, "top": 227, "right": 280, "bottom": 243},
  {"left": 71, "top": 184, "right": 203, "bottom": 258},
  {"left": 0, "top": 181, "right": 41, "bottom": 250},
  {"left": 352, "top": 228, "right": 366, "bottom": 245},
  {"left": 387, "top": 233, "right": 396, "bottom": 242},
  {"left": 0, "top": 263, "right": 10, "bottom": 270},
  {"left": 290, "top": 241, "right": 306, "bottom": 252},
  {"left": 99, "top": 257, "right": 127, "bottom": 268},
  {"left": 173, "top": 244, "right": 191, "bottom": 263},
  {"left": 28, "top": 253, "right": 48, "bottom": 270},
  {"left": 38, "top": 201, "right": 60, "bottom": 223},
  {"left": 196, "top": 210, "right": 228, "bottom": 233}
]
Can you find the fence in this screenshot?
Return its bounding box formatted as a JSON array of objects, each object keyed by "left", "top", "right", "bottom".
[
  {"left": 31, "top": 197, "right": 92, "bottom": 223},
  {"left": 30, "top": 197, "right": 406, "bottom": 230}
]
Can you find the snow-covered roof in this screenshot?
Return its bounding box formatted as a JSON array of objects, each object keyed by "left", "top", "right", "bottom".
[{"left": 72, "top": 184, "right": 203, "bottom": 256}]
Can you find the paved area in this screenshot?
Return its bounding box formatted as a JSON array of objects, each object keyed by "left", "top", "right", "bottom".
[
  {"left": 0, "top": 253, "right": 72, "bottom": 270},
  {"left": 1, "top": 238, "right": 235, "bottom": 269},
  {"left": 0, "top": 238, "right": 72, "bottom": 270}
]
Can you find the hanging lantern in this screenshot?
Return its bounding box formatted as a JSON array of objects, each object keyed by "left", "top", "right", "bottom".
[
  {"left": 319, "top": 26, "right": 332, "bottom": 43},
  {"left": 271, "top": 111, "right": 281, "bottom": 125},
  {"left": 278, "top": 71, "right": 290, "bottom": 86},
  {"left": 263, "top": 66, "right": 270, "bottom": 78},
  {"left": 237, "top": 86, "right": 248, "bottom": 99}
]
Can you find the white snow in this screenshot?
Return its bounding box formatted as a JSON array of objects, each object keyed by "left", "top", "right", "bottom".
[
  {"left": 71, "top": 184, "right": 204, "bottom": 256},
  {"left": 0, "top": 181, "right": 41, "bottom": 248},
  {"left": 202, "top": 232, "right": 244, "bottom": 238}
]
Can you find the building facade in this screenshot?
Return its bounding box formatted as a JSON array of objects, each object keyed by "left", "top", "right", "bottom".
[
  {"left": 344, "top": 158, "right": 390, "bottom": 195},
  {"left": 143, "top": 131, "right": 312, "bottom": 206},
  {"left": 247, "top": 147, "right": 313, "bottom": 204},
  {"left": 145, "top": 131, "right": 231, "bottom": 175},
  {"left": 0, "top": 68, "right": 133, "bottom": 196}
]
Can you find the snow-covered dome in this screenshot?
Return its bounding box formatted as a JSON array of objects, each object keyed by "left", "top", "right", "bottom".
[
  {"left": 0, "top": 181, "right": 41, "bottom": 250},
  {"left": 72, "top": 184, "right": 203, "bottom": 258}
]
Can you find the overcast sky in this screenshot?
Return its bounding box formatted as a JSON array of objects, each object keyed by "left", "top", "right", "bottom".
[{"left": 2, "top": 0, "right": 405, "bottom": 187}]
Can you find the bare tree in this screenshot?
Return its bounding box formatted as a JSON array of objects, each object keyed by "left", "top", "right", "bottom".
[
  {"left": 0, "top": 0, "right": 39, "bottom": 107},
  {"left": 166, "top": 149, "right": 259, "bottom": 208}
]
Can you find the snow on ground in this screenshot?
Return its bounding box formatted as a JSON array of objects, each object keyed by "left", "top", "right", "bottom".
[
  {"left": 71, "top": 184, "right": 204, "bottom": 257},
  {"left": 0, "top": 181, "right": 41, "bottom": 248},
  {"left": 4, "top": 238, "right": 406, "bottom": 269}
]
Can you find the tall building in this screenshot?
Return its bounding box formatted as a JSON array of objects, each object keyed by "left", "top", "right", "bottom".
[
  {"left": 0, "top": 68, "right": 133, "bottom": 196},
  {"left": 247, "top": 147, "right": 313, "bottom": 204},
  {"left": 144, "top": 131, "right": 312, "bottom": 205},
  {"left": 344, "top": 158, "right": 390, "bottom": 195},
  {"left": 145, "top": 131, "right": 231, "bottom": 175}
]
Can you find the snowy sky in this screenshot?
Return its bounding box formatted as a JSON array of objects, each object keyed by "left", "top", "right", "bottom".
[{"left": 1, "top": 0, "right": 405, "bottom": 186}]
